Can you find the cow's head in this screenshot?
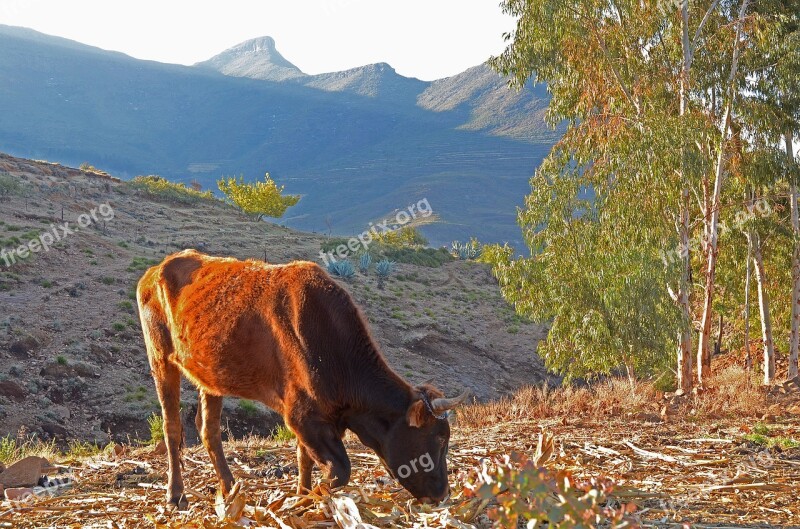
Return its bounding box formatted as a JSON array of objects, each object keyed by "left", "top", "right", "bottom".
[{"left": 381, "top": 385, "right": 469, "bottom": 503}]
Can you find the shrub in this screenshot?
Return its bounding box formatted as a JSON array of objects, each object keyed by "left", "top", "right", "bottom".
[
  {"left": 327, "top": 260, "right": 356, "bottom": 279},
  {"left": 127, "top": 257, "right": 160, "bottom": 272},
  {"left": 238, "top": 400, "right": 259, "bottom": 416},
  {"left": 271, "top": 424, "right": 295, "bottom": 443},
  {"left": 467, "top": 452, "right": 639, "bottom": 528},
  {"left": 217, "top": 173, "right": 300, "bottom": 220},
  {"left": 129, "top": 175, "right": 215, "bottom": 204},
  {"left": 0, "top": 435, "right": 57, "bottom": 465},
  {"left": 0, "top": 174, "right": 24, "bottom": 200},
  {"left": 374, "top": 226, "right": 428, "bottom": 248},
  {"left": 148, "top": 413, "right": 164, "bottom": 444}
]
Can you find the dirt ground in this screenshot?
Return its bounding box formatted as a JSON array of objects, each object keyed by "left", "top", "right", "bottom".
[
  {"left": 1, "top": 410, "right": 799, "bottom": 528},
  {"left": 0, "top": 152, "right": 552, "bottom": 444}
]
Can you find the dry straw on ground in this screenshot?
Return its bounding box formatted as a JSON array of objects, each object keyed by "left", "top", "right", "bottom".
[{"left": 1, "top": 368, "right": 798, "bottom": 528}]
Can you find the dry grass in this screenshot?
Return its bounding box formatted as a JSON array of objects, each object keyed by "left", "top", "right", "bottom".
[
  {"left": 457, "top": 366, "right": 771, "bottom": 429},
  {"left": 457, "top": 378, "right": 657, "bottom": 429},
  {"left": 693, "top": 365, "right": 766, "bottom": 417}
]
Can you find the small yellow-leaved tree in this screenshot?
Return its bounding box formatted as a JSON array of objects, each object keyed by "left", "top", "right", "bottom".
[{"left": 217, "top": 173, "right": 300, "bottom": 221}]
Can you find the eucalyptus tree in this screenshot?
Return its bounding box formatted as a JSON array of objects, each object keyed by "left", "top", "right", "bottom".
[
  {"left": 488, "top": 0, "right": 795, "bottom": 387},
  {"left": 739, "top": 0, "right": 800, "bottom": 378}
]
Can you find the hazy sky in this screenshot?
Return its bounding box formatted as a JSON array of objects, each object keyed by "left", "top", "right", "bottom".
[{"left": 0, "top": 0, "right": 516, "bottom": 81}]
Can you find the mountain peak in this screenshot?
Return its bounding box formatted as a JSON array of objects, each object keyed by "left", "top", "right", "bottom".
[{"left": 195, "top": 36, "right": 305, "bottom": 82}]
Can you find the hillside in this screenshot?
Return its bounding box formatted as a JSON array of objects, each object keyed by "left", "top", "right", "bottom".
[
  {"left": 0, "top": 153, "right": 552, "bottom": 444},
  {"left": 0, "top": 25, "right": 561, "bottom": 248}
]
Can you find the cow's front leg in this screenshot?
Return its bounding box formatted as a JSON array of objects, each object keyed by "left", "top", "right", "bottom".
[
  {"left": 290, "top": 418, "right": 351, "bottom": 491},
  {"left": 297, "top": 443, "right": 314, "bottom": 494}
]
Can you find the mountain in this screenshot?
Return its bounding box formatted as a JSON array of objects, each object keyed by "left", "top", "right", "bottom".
[
  {"left": 194, "top": 36, "right": 305, "bottom": 81},
  {"left": 303, "top": 63, "right": 429, "bottom": 106},
  {"left": 0, "top": 26, "right": 561, "bottom": 247},
  {"left": 418, "top": 64, "right": 554, "bottom": 142}
]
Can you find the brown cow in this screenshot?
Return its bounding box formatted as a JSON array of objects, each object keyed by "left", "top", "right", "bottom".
[{"left": 137, "top": 249, "right": 468, "bottom": 509}]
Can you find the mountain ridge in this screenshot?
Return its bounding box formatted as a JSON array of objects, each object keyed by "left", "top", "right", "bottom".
[{"left": 0, "top": 25, "right": 561, "bottom": 247}]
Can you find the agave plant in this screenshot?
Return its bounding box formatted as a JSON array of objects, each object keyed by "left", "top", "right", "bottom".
[
  {"left": 358, "top": 253, "right": 372, "bottom": 274},
  {"left": 375, "top": 259, "right": 396, "bottom": 277},
  {"left": 375, "top": 259, "right": 395, "bottom": 289},
  {"left": 451, "top": 239, "right": 482, "bottom": 260},
  {"left": 327, "top": 260, "right": 356, "bottom": 280}
]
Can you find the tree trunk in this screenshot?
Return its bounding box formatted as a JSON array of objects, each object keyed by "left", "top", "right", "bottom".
[
  {"left": 787, "top": 132, "right": 799, "bottom": 380},
  {"left": 696, "top": 0, "right": 751, "bottom": 384},
  {"left": 744, "top": 235, "right": 753, "bottom": 370},
  {"left": 750, "top": 231, "right": 776, "bottom": 384},
  {"left": 675, "top": 0, "right": 693, "bottom": 394},
  {"left": 677, "top": 188, "right": 693, "bottom": 393}
]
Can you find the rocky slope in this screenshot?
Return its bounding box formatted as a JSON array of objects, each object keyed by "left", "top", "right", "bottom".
[{"left": 0, "top": 153, "right": 552, "bottom": 445}]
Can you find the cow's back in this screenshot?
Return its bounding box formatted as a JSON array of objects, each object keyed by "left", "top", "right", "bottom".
[{"left": 137, "top": 250, "right": 368, "bottom": 413}]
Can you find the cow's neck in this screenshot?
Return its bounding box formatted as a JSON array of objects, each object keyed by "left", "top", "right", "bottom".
[{"left": 342, "top": 372, "right": 413, "bottom": 457}]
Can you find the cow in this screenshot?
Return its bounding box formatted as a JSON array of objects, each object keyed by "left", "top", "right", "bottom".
[{"left": 136, "top": 249, "right": 468, "bottom": 509}]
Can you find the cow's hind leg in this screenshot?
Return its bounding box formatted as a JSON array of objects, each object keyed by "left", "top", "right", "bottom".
[
  {"left": 197, "top": 390, "right": 235, "bottom": 497},
  {"left": 151, "top": 359, "right": 187, "bottom": 509}
]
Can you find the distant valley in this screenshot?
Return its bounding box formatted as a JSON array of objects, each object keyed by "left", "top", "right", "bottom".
[{"left": 0, "top": 25, "right": 561, "bottom": 247}]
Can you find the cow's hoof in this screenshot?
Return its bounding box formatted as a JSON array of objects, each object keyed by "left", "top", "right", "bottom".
[{"left": 167, "top": 493, "right": 189, "bottom": 511}]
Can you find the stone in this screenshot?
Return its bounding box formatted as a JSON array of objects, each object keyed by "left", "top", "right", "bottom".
[
  {"left": 153, "top": 440, "right": 167, "bottom": 455},
  {"left": 9, "top": 336, "right": 39, "bottom": 358},
  {"left": 635, "top": 412, "right": 663, "bottom": 423},
  {"left": 0, "top": 380, "right": 27, "bottom": 401},
  {"left": 0, "top": 456, "right": 48, "bottom": 488},
  {"left": 4, "top": 487, "right": 35, "bottom": 502}
]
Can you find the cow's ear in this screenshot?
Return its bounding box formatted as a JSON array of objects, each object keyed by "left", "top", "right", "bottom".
[{"left": 406, "top": 399, "right": 428, "bottom": 428}]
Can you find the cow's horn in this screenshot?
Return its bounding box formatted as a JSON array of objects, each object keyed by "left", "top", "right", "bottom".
[{"left": 431, "top": 391, "right": 470, "bottom": 412}]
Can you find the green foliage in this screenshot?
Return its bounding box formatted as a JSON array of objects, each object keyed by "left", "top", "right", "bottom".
[
  {"left": 468, "top": 452, "right": 639, "bottom": 528},
  {"left": 0, "top": 435, "right": 57, "bottom": 465},
  {"left": 129, "top": 175, "right": 215, "bottom": 204},
  {"left": 743, "top": 433, "right": 800, "bottom": 449},
  {"left": 238, "top": 400, "right": 259, "bottom": 416},
  {"left": 327, "top": 259, "right": 356, "bottom": 279},
  {"left": 127, "top": 257, "right": 160, "bottom": 272},
  {"left": 148, "top": 412, "right": 164, "bottom": 444},
  {"left": 374, "top": 226, "right": 428, "bottom": 248},
  {"left": 271, "top": 424, "right": 295, "bottom": 443},
  {"left": 65, "top": 440, "right": 108, "bottom": 459},
  {"left": 0, "top": 436, "right": 16, "bottom": 464},
  {"left": 483, "top": 168, "right": 681, "bottom": 380},
  {"left": 0, "top": 173, "right": 24, "bottom": 200},
  {"left": 217, "top": 173, "right": 300, "bottom": 221},
  {"left": 56, "top": 355, "right": 68, "bottom": 365}
]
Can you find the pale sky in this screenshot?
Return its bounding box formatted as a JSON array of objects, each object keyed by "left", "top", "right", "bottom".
[{"left": 0, "top": 0, "right": 516, "bottom": 81}]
